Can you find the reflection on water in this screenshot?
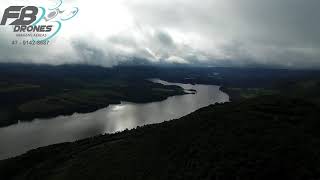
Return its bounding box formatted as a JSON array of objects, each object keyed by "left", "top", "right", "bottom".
[{"left": 0, "top": 79, "right": 229, "bottom": 159}]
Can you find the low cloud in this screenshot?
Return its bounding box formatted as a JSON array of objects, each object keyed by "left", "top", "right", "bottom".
[{"left": 0, "top": 0, "right": 319, "bottom": 68}]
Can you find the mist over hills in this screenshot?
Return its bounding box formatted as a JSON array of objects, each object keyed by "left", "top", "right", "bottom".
[{"left": 0, "top": 0, "right": 320, "bottom": 178}]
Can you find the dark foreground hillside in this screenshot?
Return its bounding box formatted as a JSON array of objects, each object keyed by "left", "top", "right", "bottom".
[{"left": 1, "top": 95, "right": 320, "bottom": 180}]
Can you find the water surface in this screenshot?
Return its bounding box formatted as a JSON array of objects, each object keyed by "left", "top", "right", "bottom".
[{"left": 0, "top": 79, "right": 229, "bottom": 159}]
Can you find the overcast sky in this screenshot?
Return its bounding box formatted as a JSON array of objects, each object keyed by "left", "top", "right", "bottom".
[{"left": 0, "top": 0, "right": 319, "bottom": 68}]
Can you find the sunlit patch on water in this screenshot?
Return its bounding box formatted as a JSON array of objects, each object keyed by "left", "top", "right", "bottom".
[{"left": 0, "top": 79, "right": 229, "bottom": 159}]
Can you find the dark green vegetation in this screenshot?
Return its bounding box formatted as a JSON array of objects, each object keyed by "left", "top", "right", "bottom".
[
  {"left": 2, "top": 63, "right": 320, "bottom": 127},
  {"left": 0, "top": 64, "right": 186, "bottom": 127},
  {"left": 1, "top": 63, "right": 320, "bottom": 179},
  {"left": 1, "top": 94, "right": 319, "bottom": 179}
]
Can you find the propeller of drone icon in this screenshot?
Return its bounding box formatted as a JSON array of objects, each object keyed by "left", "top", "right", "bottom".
[{"left": 32, "top": 0, "right": 79, "bottom": 41}]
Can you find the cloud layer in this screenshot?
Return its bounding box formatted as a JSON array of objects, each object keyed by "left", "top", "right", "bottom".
[{"left": 0, "top": 0, "right": 319, "bottom": 68}]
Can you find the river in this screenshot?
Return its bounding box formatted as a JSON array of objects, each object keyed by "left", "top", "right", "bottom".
[{"left": 0, "top": 79, "right": 229, "bottom": 159}]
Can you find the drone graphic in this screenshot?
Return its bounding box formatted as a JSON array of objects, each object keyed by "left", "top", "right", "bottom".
[
  {"left": 32, "top": 0, "right": 79, "bottom": 41},
  {"left": 44, "top": 0, "right": 79, "bottom": 22}
]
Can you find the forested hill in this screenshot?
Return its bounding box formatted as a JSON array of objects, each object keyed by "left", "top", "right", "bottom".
[{"left": 1, "top": 94, "right": 319, "bottom": 180}]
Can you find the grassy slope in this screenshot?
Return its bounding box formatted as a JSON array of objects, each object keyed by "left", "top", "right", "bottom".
[{"left": 1, "top": 95, "right": 319, "bottom": 180}]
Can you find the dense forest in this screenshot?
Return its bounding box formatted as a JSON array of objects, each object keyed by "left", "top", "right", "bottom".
[{"left": 1, "top": 64, "right": 320, "bottom": 179}]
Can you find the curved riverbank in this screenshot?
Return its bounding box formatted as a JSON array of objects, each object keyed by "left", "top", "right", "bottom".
[
  {"left": 0, "top": 80, "right": 229, "bottom": 159},
  {"left": 1, "top": 95, "right": 319, "bottom": 179}
]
